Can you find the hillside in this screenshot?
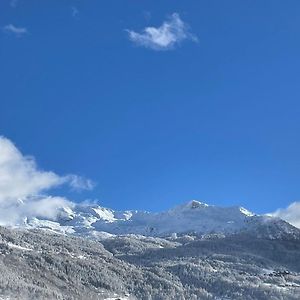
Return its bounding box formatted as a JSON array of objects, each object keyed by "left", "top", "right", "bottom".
[{"left": 1, "top": 216, "right": 300, "bottom": 299}]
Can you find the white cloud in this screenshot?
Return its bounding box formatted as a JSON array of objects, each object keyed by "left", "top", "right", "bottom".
[
  {"left": 0, "top": 136, "right": 94, "bottom": 225},
  {"left": 127, "top": 13, "right": 197, "bottom": 51},
  {"left": 269, "top": 202, "right": 300, "bottom": 229},
  {"left": 0, "top": 137, "right": 63, "bottom": 203},
  {"left": 0, "top": 196, "right": 73, "bottom": 226},
  {"left": 3, "top": 24, "right": 28, "bottom": 36}
]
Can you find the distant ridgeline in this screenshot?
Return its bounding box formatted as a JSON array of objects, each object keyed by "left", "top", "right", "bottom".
[{"left": 18, "top": 200, "right": 300, "bottom": 241}]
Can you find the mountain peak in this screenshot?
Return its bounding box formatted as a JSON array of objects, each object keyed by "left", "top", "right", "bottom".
[
  {"left": 170, "top": 200, "right": 210, "bottom": 213},
  {"left": 186, "top": 200, "right": 210, "bottom": 209}
]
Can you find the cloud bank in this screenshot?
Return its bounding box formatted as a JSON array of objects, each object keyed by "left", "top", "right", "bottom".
[
  {"left": 270, "top": 202, "right": 300, "bottom": 229},
  {"left": 0, "top": 137, "right": 94, "bottom": 225},
  {"left": 3, "top": 24, "right": 28, "bottom": 36},
  {"left": 127, "top": 13, "right": 197, "bottom": 51}
]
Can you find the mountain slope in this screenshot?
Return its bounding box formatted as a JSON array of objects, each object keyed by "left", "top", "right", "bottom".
[{"left": 0, "top": 226, "right": 300, "bottom": 299}]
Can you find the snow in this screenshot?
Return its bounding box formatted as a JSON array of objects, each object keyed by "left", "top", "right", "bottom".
[
  {"left": 92, "top": 207, "right": 115, "bottom": 222},
  {"left": 26, "top": 218, "right": 75, "bottom": 235},
  {"left": 7, "top": 242, "right": 33, "bottom": 251},
  {"left": 104, "top": 297, "right": 129, "bottom": 300},
  {"left": 239, "top": 207, "right": 255, "bottom": 217},
  {"left": 104, "top": 293, "right": 130, "bottom": 300},
  {"left": 104, "top": 298, "right": 129, "bottom": 300},
  {"left": 11, "top": 200, "right": 298, "bottom": 239}
]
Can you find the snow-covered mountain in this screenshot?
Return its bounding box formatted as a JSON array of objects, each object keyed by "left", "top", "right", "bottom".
[
  {"left": 1, "top": 220, "right": 300, "bottom": 299},
  {"left": 20, "top": 200, "right": 300, "bottom": 240},
  {"left": 1, "top": 201, "right": 300, "bottom": 299}
]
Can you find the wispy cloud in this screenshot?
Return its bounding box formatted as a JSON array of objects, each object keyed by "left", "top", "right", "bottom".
[
  {"left": 3, "top": 24, "right": 28, "bottom": 36},
  {"left": 0, "top": 136, "right": 94, "bottom": 225},
  {"left": 65, "top": 174, "right": 95, "bottom": 191},
  {"left": 127, "top": 13, "right": 197, "bottom": 51},
  {"left": 269, "top": 202, "right": 300, "bottom": 229},
  {"left": 10, "top": 0, "right": 18, "bottom": 8},
  {"left": 71, "top": 6, "right": 79, "bottom": 18}
]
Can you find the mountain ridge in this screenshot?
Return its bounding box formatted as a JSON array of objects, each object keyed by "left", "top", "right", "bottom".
[{"left": 14, "top": 200, "right": 300, "bottom": 240}]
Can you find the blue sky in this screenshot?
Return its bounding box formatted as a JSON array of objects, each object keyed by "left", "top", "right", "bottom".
[{"left": 1, "top": 1, "right": 300, "bottom": 213}]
